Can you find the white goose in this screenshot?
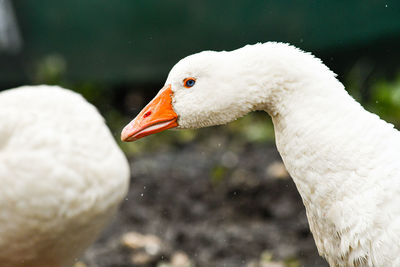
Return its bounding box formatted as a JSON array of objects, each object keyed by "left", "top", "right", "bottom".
[
  {"left": 122, "top": 42, "right": 400, "bottom": 267},
  {"left": 0, "top": 85, "right": 129, "bottom": 267}
]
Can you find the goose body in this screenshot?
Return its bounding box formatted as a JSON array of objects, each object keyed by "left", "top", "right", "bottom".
[
  {"left": 0, "top": 85, "right": 129, "bottom": 267},
  {"left": 122, "top": 42, "right": 400, "bottom": 266}
]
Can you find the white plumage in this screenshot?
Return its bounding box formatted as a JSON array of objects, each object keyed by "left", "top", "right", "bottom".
[
  {"left": 124, "top": 42, "right": 400, "bottom": 266},
  {"left": 0, "top": 85, "right": 130, "bottom": 267}
]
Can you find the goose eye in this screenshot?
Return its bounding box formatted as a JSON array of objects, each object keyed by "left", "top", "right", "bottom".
[{"left": 183, "top": 78, "right": 196, "bottom": 88}]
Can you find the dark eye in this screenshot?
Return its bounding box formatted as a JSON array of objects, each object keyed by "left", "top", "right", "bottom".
[{"left": 183, "top": 78, "right": 196, "bottom": 88}]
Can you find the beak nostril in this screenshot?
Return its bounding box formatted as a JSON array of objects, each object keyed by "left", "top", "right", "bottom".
[{"left": 143, "top": 111, "right": 152, "bottom": 118}]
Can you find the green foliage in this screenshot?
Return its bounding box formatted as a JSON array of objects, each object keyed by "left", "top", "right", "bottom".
[
  {"left": 368, "top": 75, "right": 400, "bottom": 126},
  {"left": 210, "top": 165, "right": 228, "bottom": 186},
  {"left": 227, "top": 112, "right": 275, "bottom": 143},
  {"left": 34, "top": 54, "right": 67, "bottom": 85},
  {"left": 346, "top": 70, "right": 400, "bottom": 127},
  {"left": 284, "top": 258, "right": 301, "bottom": 267}
]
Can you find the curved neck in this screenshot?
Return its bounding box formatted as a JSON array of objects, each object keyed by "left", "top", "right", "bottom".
[
  {"left": 265, "top": 73, "right": 395, "bottom": 207},
  {"left": 268, "top": 77, "right": 358, "bottom": 198}
]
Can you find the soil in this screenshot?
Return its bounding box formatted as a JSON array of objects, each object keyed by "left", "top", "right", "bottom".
[{"left": 81, "top": 136, "right": 329, "bottom": 267}]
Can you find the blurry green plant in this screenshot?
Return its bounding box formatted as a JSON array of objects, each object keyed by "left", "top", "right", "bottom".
[
  {"left": 367, "top": 75, "right": 400, "bottom": 126},
  {"left": 227, "top": 112, "right": 275, "bottom": 143},
  {"left": 210, "top": 165, "right": 228, "bottom": 186},
  {"left": 284, "top": 258, "right": 301, "bottom": 267},
  {"left": 34, "top": 54, "right": 67, "bottom": 85},
  {"left": 346, "top": 69, "right": 400, "bottom": 127}
]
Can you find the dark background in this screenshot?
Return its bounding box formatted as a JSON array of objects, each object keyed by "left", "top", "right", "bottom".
[{"left": 2, "top": 1, "right": 400, "bottom": 86}]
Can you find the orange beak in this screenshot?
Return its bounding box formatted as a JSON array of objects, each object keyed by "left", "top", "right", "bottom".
[{"left": 121, "top": 85, "right": 178, "bottom": 142}]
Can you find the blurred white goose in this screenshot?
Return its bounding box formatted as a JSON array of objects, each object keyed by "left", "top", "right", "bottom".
[
  {"left": 0, "top": 85, "right": 129, "bottom": 267},
  {"left": 122, "top": 42, "right": 400, "bottom": 266}
]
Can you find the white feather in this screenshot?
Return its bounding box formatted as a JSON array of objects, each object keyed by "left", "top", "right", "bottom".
[{"left": 0, "top": 85, "right": 130, "bottom": 267}]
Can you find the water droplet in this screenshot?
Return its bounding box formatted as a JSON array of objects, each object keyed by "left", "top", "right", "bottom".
[
  {"left": 140, "top": 193, "right": 144, "bottom": 197},
  {"left": 385, "top": 4, "right": 388, "bottom": 7}
]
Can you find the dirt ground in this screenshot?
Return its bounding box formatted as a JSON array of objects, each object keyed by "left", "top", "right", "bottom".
[{"left": 81, "top": 135, "right": 329, "bottom": 267}]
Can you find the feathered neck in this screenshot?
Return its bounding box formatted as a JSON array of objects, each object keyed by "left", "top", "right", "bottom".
[{"left": 253, "top": 45, "right": 400, "bottom": 265}]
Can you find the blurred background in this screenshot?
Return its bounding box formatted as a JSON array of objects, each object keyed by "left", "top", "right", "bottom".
[{"left": 1, "top": 1, "right": 400, "bottom": 266}]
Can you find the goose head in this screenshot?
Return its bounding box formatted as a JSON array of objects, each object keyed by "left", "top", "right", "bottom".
[{"left": 121, "top": 44, "right": 283, "bottom": 141}]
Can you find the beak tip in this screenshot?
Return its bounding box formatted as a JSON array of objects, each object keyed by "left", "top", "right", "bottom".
[
  {"left": 121, "top": 134, "right": 136, "bottom": 142},
  {"left": 121, "top": 124, "right": 134, "bottom": 142},
  {"left": 120, "top": 133, "right": 128, "bottom": 142}
]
